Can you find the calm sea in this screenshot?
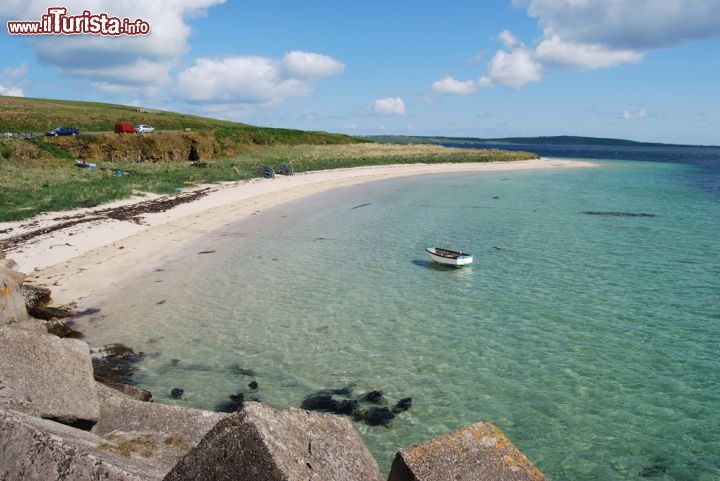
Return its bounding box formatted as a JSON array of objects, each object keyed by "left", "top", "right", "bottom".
[{"left": 75, "top": 144, "right": 720, "bottom": 480}]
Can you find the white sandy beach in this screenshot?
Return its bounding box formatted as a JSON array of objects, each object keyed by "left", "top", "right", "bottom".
[{"left": 0, "top": 159, "right": 594, "bottom": 306}]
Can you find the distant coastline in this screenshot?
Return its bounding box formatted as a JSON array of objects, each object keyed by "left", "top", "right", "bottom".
[{"left": 365, "top": 134, "right": 719, "bottom": 149}]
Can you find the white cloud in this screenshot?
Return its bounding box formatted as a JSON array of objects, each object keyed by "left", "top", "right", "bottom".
[
  {"left": 523, "top": 0, "right": 720, "bottom": 50},
  {"left": 535, "top": 32, "right": 643, "bottom": 69},
  {"left": 0, "top": 85, "right": 24, "bottom": 97},
  {"left": 435, "top": 0, "right": 719, "bottom": 92},
  {"left": 0, "top": 64, "right": 28, "bottom": 97},
  {"left": 2, "top": 0, "right": 226, "bottom": 92},
  {"left": 432, "top": 76, "right": 478, "bottom": 95},
  {"left": 622, "top": 107, "right": 648, "bottom": 120},
  {"left": 176, "top": 53, "right": 344, "bottom": 105},
  {"left": 486, "top": 48, "right": 542, "bottom": 88},
  {"left": 282, "top": 51, "right": 345, "bottom": 78},
  {"left": 373, "top": 97, "right": 406, "bottom": 116},
  {"left": 498, "top": 29, "right": 522, "bottom": 48}
]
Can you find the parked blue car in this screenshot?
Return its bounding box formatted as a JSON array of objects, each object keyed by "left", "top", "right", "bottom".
[{"left": 46, "top": 126, "right": 79, "bottom": 136}]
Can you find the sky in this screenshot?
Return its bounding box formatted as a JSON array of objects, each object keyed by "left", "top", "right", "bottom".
[{"left": 1, "top": 1, "right": 719, "bottom": 145}]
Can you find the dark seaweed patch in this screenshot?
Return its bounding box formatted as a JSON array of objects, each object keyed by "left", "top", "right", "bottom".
[{"left": 582, "top": 211, "right": 656, "bottom": 217}]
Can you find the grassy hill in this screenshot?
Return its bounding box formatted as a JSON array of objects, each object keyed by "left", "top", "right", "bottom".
[
  {"left": 0, "top": 96, "right": 358, "bottom": 143},
  {"left": 0, "top": 97, "right": 538, "bottom": 222},
  {"left": 0, "top": 96, "right": 365, "bottom": 164}
]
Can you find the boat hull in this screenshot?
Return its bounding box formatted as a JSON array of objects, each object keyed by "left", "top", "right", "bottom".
[{"left": 425, "top": 247, "right": 473, "bottom": 266}]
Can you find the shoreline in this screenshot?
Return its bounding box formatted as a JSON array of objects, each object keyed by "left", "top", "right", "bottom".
[{"left": 1, "top": 158, "right": 595, "bottom": 307}]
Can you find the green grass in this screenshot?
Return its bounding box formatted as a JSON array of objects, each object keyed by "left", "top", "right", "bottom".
[
  {"left": 0, "top": 144, "right": 538, "bottom": 222},
  {"left": 0, "top": 96, "right": 364, "bottom": 146},
  {"left": 0, "top": 97, "right": 540, "bottom": 222}
]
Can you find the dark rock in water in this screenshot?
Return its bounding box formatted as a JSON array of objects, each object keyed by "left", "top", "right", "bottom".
[
  {"left": 27, "top": 305, "right": 73, "bottom": 321},
  {"left": 216, "top": 392, "right": 245, "bottom": 413},
  {"left": 43, "top": 318, "right": 83, "bottom": 338},
  {"left": 300, "top": 394, "right": 358, "bottom": 415},
  {"left": 361, "top": 390, "right": 384, "bottom": 404},
  {"left": 301, "top": 394, "right": 336, "bottom": 412},
  {"left": 248, "top": 380, "right": 258, "bottom": 390},
  {"left": 300, "top": 386, "right": 412, "bottom": 427},
  {"left": 229, "top": 365, "right": 256, "bottom": 377},
  {"left": 335, "top": 399, "right": 359, "bottom": 415},
  {"left": 170, "top": 388, "right": 184, "bottom": 399},
  {"left": 356, "top": 407, "right": 395, "bottom": 427},
  {"left": 392, "top": 397, "right": 412, "bottom": 413},
  {"left": 582, "top": 211, "right": 656, "bottom": 217},
  {"left": 90, "top": 343, "right": 143, "bottom": 385},
  {"left": 20, "top": 285, "right": 52, "bottom": 309}
]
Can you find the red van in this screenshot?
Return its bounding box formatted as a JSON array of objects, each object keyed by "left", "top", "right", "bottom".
[{"left": 114, "top": 122, "right": 136, "bottom": 134}]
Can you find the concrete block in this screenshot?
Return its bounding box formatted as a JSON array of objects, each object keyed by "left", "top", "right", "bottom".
[
  {"left": 92, "top": 395, "right": 225, "bottom": 447},
  {"left": 0, "top": 268, "right": 28, "bottom": 325},
  {"left": 163, "top": 401, "right": 384, "bottom": 481},
  {"left": 0, "top": 325, "right": 99, "bottom": 422},
  {"left": 0, "top": 408, "right": 165, "bottom": 481},
  {"left": 387, "top": 421, "right": 546, "bottom": 481}
]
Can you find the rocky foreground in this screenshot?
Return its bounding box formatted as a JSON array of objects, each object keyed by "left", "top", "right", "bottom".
[{"left": 0, "top": 249, "right": 546, "bottom": 481}]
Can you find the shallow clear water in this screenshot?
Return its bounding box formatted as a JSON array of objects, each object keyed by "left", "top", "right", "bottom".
[{"left": 76, "top": 158, "right": 720, "bottom": 480}]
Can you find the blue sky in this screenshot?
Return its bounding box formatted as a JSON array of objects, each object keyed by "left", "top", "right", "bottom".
[{"left": 2, "top": 1, "right": 719, "bottom": 145}]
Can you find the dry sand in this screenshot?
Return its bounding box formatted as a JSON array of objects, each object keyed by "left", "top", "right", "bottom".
[{"left": 0, "top": 159, "right": 595, "bottom": 306}]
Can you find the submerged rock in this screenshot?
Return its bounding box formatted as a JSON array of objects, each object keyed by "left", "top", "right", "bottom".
[
  {"left": 392, "top": 397, "right": 412, "bottom": 413},
  {"left": 20, "top": 285, "right": 52, "bottom": 309},
  {"left": 215, "top": 393, "right": 245, "bottom": 413},
  {"left": 300, "top": 386, "right": 412, "bottom": 428},
  {"left": 27, "top": 305, "right": 74, "bottom": 321},
  {"left": 355, "top": 407, "right": 395, "bottom": 427},
  {"left": 43, "top": 318, "right": 83, "bottom": 338},
  {"left": 361, "top": 390, "right": 384, "bottom": 404},
  {"left": 90, "top": 343, "right": 143, "bottom": 385}
]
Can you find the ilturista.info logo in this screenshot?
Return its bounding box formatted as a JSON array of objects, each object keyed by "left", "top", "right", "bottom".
[{"left": 7, "top": 7, "right": 150, "bottom": 35}]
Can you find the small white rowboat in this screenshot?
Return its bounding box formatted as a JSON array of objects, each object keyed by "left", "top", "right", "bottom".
[{"left": 425, "top": 247, "right": 473, "bottom": 266}]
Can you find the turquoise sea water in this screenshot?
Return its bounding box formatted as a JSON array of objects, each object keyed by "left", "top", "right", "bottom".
[{"left": 76, "top": 154, "right": 720, "bottom": 480}]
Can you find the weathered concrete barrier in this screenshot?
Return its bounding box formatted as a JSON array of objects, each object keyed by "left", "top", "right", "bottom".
[
  {"left": 92, "top": 395, "right": 226, "bottom": 447},
  {"left": 163, "top": 401, "right": 385, "bottom": 481},
  {"left": 0, "top": 322, "right": 99, "bottom": 422},
  {"left": 387, "top": 421, "right": 547, "bottom": 481},
  {"left": 0, "top": 408, "right": 166, "bottom": 481},
  {"left": 0, "top": 267, "right": 28, "bottom": 325}
]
